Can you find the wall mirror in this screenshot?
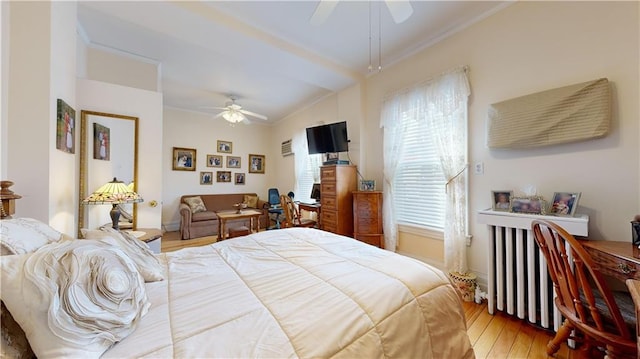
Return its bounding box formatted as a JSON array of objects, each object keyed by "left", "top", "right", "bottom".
[{"left": 78, "top": 110, "right": 139, "bottom": 237}]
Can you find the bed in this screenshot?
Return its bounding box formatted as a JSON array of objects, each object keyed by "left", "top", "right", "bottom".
[{"left": 1, "top": 219, "right": 474, "bottom": 358}]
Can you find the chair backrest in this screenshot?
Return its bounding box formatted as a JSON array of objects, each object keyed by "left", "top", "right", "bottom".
[
  {"left": 279, "top": 194, "right": 297, "bottom": 228},
  {"left": 268, "top": 188, "right": 280, "bottom": 206},
  {"left": 531, "top": 220, "right": 633, "bottom": 345}
]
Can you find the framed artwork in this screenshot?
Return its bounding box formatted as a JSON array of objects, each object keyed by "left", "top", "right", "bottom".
[
  {"left": 56, "top": 99, "right": 75, "bottom": 154},
  {"left": 235, "top": 172, "right": 245, "bottom": 185},
  {"left": 200, "top": 171, "right": 213, "bottom": 185},
  {"left": 227, "top": 156, "right": 241, "bottom": 168},
  {"left": 249, "top": 154, "right": 265, "bottom": 174},
  {"left": 324, "top": 152, "right": 338, "bottom": 162},
  {"left": 359, "top": 180, "right": 376, "bottom": 191},
  {"left": 217, "top": 140, "right": 232, "bottom": 153},
  {"left": 172, "top": 147, "right": 196, "bottom": 171},
  {"left": 217, "top": 171, "right": 232, "bottom": 183},
  {"left": 207, "top": 154, "right": 222, "bottom": 168},
  {"left": 510, "top": 196, "right": 546, "bottom": 215},
  {"left": 93, "top": 123, "right": 110, "bottom": 160},
  {"left": 549, "top": 192, "right": 581, "bottom": 216},
  {"left": 491, "top": 190, "right": 513, "bottom": 212}
]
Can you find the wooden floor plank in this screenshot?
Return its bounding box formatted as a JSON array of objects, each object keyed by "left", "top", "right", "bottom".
[
  {"left": 473, "top": 313, "right": 508, "bottom": 358},
  {"left": 467, "top": 308, "right": 496, "bottom": 344},
  {"left": 507, "top": 322, "right": 537, "bottom": 358},
  {"left": 487, "top": 312, "right": 524, "bottom": 358}
]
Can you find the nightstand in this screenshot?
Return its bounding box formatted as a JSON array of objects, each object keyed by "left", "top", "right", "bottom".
[{"left": 127, "top": 228, "right": 162, "bottom": 253}]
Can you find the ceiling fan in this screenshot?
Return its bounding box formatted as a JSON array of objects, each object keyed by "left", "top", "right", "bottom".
[
  {"left": 310, "top": 0, "right": 413, "bottom": 25},
  {"left": 204, "top": 96, "right": 268, "bottom": 124}
]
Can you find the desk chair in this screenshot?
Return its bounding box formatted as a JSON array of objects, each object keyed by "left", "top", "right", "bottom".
[
  {"left": 532, "top": 219, "right": 636, "bottom": 359},
  {"left": 267, "top": 188, "right": 283, "bottom": 229},
  {"left": 280, "top": 194, "right": 316, "bottom": 228}
]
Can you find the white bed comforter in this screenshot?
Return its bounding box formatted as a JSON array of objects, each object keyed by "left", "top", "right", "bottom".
[{"left": 103, "top": 228, "right": 474, "bottom": 358}]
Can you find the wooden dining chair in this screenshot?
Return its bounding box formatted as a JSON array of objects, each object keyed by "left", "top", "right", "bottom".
[
  {"left": 279, "top": 194, "right": 316, "bottom": 228},
  {"left": 532, "top": 219, "right": 636, "bottom": 359}
]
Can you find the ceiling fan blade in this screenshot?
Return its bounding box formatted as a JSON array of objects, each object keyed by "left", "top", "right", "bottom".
[
  {"left": 239, "top": 109, "right": 268, "bottom": 121},
  {"left": 310, "top": 0, "right": 338, "bottom": 25},
  {"left": 200, "top": 106, "right": 228, "bottom": 111},
  {"left": 213, "top": 112, "right": 225, "bottom": 119},
  {"left": 385, "top": 0, "right": 413, "bottom": 23}
]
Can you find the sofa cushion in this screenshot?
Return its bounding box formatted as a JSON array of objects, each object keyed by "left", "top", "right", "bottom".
[
  {"left": 192, "top": 211, "right": 218, "bottom": 222},
  {"left": 184, "top": 196, "right": 207, "bottom": 213},
  {"left": 243, "top": 194, "right": 259, "bottom": 208}
]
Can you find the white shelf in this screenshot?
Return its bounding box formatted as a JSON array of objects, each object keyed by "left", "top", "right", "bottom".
[{"left": 477, "top": 208, "right": 589, "bottom": 236}]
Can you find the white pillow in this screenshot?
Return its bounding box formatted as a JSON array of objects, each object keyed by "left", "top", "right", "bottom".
[
  {"left": 0, "top": 239, "right": 150, "bottom": 359},
  {"left": 0, "top": 217, "right": 63, "bottom": 255},
  {"left": 81, "top": 227, "right": 164, "bottom": 282}
]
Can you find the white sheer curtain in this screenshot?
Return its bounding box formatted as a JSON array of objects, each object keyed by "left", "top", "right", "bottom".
[
  {"left": 422, "top": 69, "right": 470, "bottom": 274},
  {"left": 380, "top": 67, "right": 470, "bottom": 273},
  {"left": 292, "top": 131, "right": 310, "bottom": 198}
]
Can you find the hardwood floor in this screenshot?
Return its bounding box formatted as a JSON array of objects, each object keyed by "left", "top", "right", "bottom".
[{"left": 160, "top": 230, "right": 598, "bottom": 359}]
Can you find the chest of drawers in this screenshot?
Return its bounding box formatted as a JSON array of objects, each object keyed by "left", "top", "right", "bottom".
[
  {"left": 319, "top": 165, "right": 356, "bottom": 236},
  {"left": 353, "top": 191, "right": 383, "bottom": 248}
]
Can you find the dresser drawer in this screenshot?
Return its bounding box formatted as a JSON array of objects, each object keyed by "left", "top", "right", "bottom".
[
  {"left": 321, "top": 195, "right": 336, "bottom": 210},
  {"left": 354, "top": 234, "right": 383, "bottom": 248},
  {"left": 322, "top": 210, "right": 337, "bottom": 224},
  {"left": 320, "top": 166, "right": 336, "bottom": 181},
  {"left": 321, "top": 182, "right": 336, "bottom": 196},
  {"left": 584, "top": 245, "right": 640, "bottom": 281},
  {"left": 355, "top": 217, "right": 380, "bottom": 233}
]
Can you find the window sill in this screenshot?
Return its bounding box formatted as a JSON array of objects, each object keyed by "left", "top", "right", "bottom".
[{"left": 397, "top": 223, "right": 444, "bottom": 241}]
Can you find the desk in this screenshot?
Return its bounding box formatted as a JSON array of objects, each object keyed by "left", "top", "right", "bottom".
[
  {"left": 216, "top": 209, "right": 262, "bottom": 241},
  {"left": 580, "top": 240, "right": 640, "bottom": 283},
  {"left": 298, "top": 202, "right": 321, "bottom": 227}
]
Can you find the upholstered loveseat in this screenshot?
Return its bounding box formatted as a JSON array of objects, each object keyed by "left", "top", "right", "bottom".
[{"left": 179, "top": 193, "right": 269, "bottom": 240}]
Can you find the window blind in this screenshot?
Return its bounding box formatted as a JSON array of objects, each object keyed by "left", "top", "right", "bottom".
[
  {"left": 297, "top": 154, "right": 322, "bottom": 203},
  {"left": 393, "top": 117, "right": 446, "bottom": 230}
]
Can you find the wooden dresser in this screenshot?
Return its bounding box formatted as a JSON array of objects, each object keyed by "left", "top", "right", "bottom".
[
  {"left": 320, "top": 165, "right": 357, "bottom": 236},
  {"left": 353, "top": 191, "right": 383, "bottom": 248}
]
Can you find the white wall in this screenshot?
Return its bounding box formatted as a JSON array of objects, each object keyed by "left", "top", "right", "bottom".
[
  {"left": 5, "top": 2, "right": 78, "bottom": 235},
  {"left": 162, "top": 107, "right": 275, "bottom": 230},
  {"left": 87, "top": 46, "right": 159, "bottom": 92},
  {"left": 77, "top": 79, "right": 163, "bottom": 230},
  {"left": 1, "top": 1, "right": 8, "bottom": 179}
]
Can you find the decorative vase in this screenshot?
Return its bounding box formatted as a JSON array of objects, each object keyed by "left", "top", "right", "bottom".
[{"left": 448, "top": 271, "right": 477, "bottom": 302}]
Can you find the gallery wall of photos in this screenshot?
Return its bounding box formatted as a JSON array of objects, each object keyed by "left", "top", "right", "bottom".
[{"left": 171, "top": 140, "right": 264, "bottom": 186}]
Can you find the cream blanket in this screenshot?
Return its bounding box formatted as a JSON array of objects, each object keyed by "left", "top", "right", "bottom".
[{"left": 103, "top": 228, "right": 474, "bottom": 358}]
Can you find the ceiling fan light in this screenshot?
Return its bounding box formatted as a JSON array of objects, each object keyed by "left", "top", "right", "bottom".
[{"left": 222, "top": 111, "right": 246, "bottom": 123}]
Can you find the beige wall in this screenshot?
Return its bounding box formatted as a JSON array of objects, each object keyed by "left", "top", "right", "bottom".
[
  {"left": 86, "top": 47, "right": 159, "bottom": 92},
  {"left": 272, "top": 1, "right": 640, "bottom": 288},
  {"left": 161, "top": 108, "right": 276, "bottom": 230}
]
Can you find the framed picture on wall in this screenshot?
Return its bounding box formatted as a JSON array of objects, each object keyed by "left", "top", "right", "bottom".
[
  {"left": 93, "top": 123, "right": 110, "bottom": 161},
  {"left": 249, "top": 154, "right": 265, "bottom": 174},
  {"left": 227, "top": 156, "right": 241, "bottom": 168},
  {"left": 172, "top": 147, "right": 196, "bottom": 171},
  {"left": 56, "top": 99, "right": 76, "bottom": 154},
  {"left": 235, "top": 173, "right": 245, "bottom": 185},
  {"left": 217, "top": 171, "right": 232, "bottom": 182},
  {"left": 207, "top": 154, "right": 222, "bottom": 168},
  {"left": 200, "top": 171, "right": 213, "bottom": 185},
  {"left": 217, "top": 140, "right": 232, "bottom": 153}
]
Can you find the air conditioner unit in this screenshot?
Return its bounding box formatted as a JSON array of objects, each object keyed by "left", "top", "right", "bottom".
[{"left": 281, "top": 139, "right": 293, "bottom": 156}]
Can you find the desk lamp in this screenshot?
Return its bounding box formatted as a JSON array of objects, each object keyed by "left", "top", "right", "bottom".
[{"left": 83, "top": 177, "right": 143, "bottom": 230}]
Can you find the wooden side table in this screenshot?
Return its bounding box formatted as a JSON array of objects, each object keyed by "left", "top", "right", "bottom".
[{"left": 127, "top": 228, "right": 162, "bottom": 253}]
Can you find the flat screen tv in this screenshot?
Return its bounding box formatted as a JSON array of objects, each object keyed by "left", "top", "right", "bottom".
[{"left": 306, "top": 121, "right": 349, "bottom": 154}]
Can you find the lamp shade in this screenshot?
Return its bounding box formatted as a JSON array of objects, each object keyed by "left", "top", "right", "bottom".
[{"left": 83, "top": 177, "right": 143, "bottom": 205}]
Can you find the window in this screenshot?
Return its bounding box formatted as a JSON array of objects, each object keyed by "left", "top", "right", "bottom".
[
  {"left": 393, "top": 114, "right": 446, "bottom": 230},
  {"left": 296, "top": 153, "right": 322, "bottom": 203}
]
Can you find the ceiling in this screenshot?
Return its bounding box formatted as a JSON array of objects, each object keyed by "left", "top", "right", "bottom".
[{"left": 77, "top": 1, "right": 507, "bottom": 124}]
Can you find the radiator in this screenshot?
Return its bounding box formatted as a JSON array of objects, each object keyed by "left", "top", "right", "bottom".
[{"left": 477, "top": 210, "right": 589, "bottom": 331}]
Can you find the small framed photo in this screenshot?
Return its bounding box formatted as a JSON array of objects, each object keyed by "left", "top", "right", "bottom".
[
  {"left": 324, "top": 152, "right": 338, "bottom": 162},
  {"left": 491, "top": 190, "right": 513, "bottom": 211},
  {"left": 93, "top": 123, "right": 110, "bottom": 161},
  {"left": 207, "top": 154, "right": 222, "bottom": 168},
  {"left": 217, "top": 170, "right": 231, "bottom": 183},
  {"left": 227, "top": 156, "right": 241, "bottom": 168},
  {"left": 235, "top": 172, "right": 245, "bottom": 185},
  {"left": 359, "top": 180, "right": 376, "bottom": 191},
  {"left": 217, "top": 140, "right": 232, "bottom": 153},
  {"left": 249, "top": 154, "right": 265, "bottom": 174},
  {"left": 510, "top": 196, "right": 546, "bottom": 215},
  {"left": 173, "top": 147, "right": 196, "bottom": 171},
  {"left": 56, "top": 99, "right": 75, "bottom": 154},
  {"left": 549, "top": 192, "right": 581, "bottom": 216},
  {"left": 200, "top": 171, "right": 213, "bottom": 185}
]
